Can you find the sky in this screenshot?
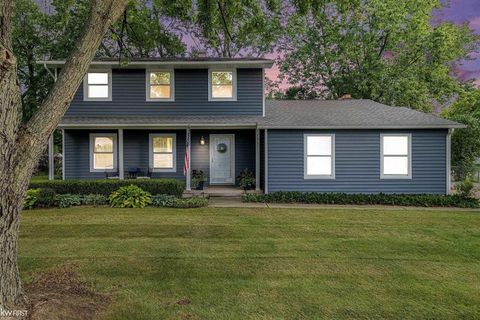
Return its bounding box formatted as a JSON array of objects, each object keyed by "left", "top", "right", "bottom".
[{"left": 433, "top": 0, "right": 480, "bottom": 86}]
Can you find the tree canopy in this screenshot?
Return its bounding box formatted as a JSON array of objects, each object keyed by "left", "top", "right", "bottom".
[{"left": 278, "top": 0, "right": 477, "bottom": 111}]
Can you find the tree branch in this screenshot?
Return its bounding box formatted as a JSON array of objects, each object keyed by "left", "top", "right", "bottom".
[{"left": 16, "top": 0, "right": 129, "bottom": 163}]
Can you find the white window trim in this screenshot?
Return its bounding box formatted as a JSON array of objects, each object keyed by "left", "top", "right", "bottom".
[
  {"left": 380, "top": 133, "right": 412, "bottom": 179},
  {"left": 146, "top": 69, "right": 175, "bottom": 102},
  {"left": 83, "top": 69, "right": 112, "bottom": 101},
  {"left": 208, "top": 68, "right": 237, "bottom": 101},
  {"left": 149, "top": 133, "right": 177, "bottom": 173},
  {"left": 89, "top": 133, "right": 117, "bottom": 172},
  {"left": 304, "top": 134, "right": 335, "bottom": 179}
]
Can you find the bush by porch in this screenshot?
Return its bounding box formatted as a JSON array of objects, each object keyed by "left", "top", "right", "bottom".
[{"left": 29, "top": 178, "right": 184, "bottom": 197}]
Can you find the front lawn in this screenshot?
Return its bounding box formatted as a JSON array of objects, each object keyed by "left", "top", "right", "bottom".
[{"left": 19, "top": 207, "right": 480, "bottom": 319}]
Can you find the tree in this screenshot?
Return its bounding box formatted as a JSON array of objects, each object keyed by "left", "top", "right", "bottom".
[
  {"left": 278, "top": 0, "right": 477, "bottom": 111},
  {"left": 443, "top": 86, "right": 480, "bottom": 181},
  {"left": 191, "top": 0, "right": 282, "bottom": 57},
  {"left": 0, "top": 0, "right": 129, "bottom": 308},
  {"left": 13, "top": 0, "right": 187, "bottom": 124}
]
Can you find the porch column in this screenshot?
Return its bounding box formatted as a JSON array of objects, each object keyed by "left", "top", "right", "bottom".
[
  {"left": 186, "top": 127, "right": 191, "bottom": 191},
  {"left": 255, "top": 127, "right": 260, "bottom": 191},
  {"left": 48, "top": 133, "right": 54, "bottom": 180},
  {"left": 118, "top": 129, "right": 124, "bottom": 179},
  {"left": 61, "top": 129, "right": 65, "bottom": 180}
]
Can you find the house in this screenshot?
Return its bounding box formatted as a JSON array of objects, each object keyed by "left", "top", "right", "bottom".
[{"left": 41, "top": 58, "right": 464, "bottom": 195}]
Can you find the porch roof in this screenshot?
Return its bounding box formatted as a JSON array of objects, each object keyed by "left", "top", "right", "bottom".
[
  {"left": 58, "top": 115, "right": 263, "bottom": 129},
  {"left": 59, "top": 99, "right": 465, "bottom": 129}
]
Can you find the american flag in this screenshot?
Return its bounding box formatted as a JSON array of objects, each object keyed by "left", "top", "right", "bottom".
[{"left": 183, "top": 130, "right": 190, "bottom": 176}]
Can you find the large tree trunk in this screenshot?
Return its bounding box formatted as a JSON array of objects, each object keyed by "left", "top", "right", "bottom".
[{"left": 0, "top": 0, "right": 128, "bottom": 309}]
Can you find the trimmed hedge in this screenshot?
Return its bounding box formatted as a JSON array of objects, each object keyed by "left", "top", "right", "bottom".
[
  {"left": 30, "top": 179, "right": 184, "bottom": 197},
  {"left": 151, "top": 194, "right": 208, "bottom": 208},
  {"left": 243, "top": 192, "right": 480, "bottom": 208}
]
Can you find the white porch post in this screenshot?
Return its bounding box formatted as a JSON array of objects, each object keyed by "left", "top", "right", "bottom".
[
  {"left": 118, "top": 129, "right": 124, "bottom": 179},
  {"left": 47, "top": 68, "right": 58, "bottom": 181},
  {"left": 61, "top": 129, "right": 65, "bottom": 180},
  {"left": 48, "top": 134, "right": 54, "bottom": 180},
  {"left": 446, "top": 128, "right": 453, "bottom": 194},
  {"left": 255, "top": 127, "right": 260, "bottom": 191},
  {"left": 186, "top": 127, "right": 191, "bottom": 191}
]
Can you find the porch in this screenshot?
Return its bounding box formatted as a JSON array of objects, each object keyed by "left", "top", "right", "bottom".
[
  {"left": 184, "top": 185, "right": 263, "bottom": 197},
  {"left": 49, "top": 126, "right": 265, "bottom": 192}
]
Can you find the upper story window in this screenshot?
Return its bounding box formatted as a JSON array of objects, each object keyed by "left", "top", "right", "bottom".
[
  {"left": 89, "top": 133, "right": 117, "bottom": 172},
  {"left": 209, "top": 69, "right": 237, "bottom": 101},
  {"left": 84, "top": 71, "right": 112, "bottom": 101},
  {"left": 304, "top": 134, "right": 335, "bottom": 179},
  {"left": 381, "top": 134, "right": 411, "bottom": 179},
  {"left": 147, "top": 70, "right": 174, "bottom": 101},
  {"left": 149, "top": 134, "right": 176, "bottom": 172}
]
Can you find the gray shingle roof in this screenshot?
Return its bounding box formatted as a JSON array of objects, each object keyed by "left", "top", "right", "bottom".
[
  {"left": 59, "top": 99, "right": 465, "bottom": 129},
  {"left": 263, "top": 99, "right": 464, "bottom": 129}
]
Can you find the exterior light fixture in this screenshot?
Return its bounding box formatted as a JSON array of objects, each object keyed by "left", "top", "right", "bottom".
[{"left": 200, "top": 136, "right": 205, "bottom": 145}]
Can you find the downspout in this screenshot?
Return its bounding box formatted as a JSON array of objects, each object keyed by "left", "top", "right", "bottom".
[{"left": 446, "top": 128, "right": 453, "bottom": 195}]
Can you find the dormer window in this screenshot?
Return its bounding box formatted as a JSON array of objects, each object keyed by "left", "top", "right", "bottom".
[
  {"left": 84, "top": 70, "right": 111, "bottom": 101},
  {"left": 209, "top": 69, "right": 237, "bottom": 101},
  {"left": 147, "top": 70, "right": 174, "bottom": 101}
]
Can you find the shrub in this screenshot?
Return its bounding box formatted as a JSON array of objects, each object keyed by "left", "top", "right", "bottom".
[
  {"left": 237, "top": 168, "right": 255, "bottom": 190},
  {"left": 151, "top": 195, "right": 208, "bottom": 208},
  {"left": 82, "top": 194, "right": 108, "bottom": 206},
  {"left": 171, "top": 197, "right": 209, "bottom": 208},
  {"left": 152, "top": 194, "right": 177, "bottom": 207},
  {"left": 30, "top": 179, "right": 184, "bottom": 197},
  {"left": 36, "top": 188, "right": 57, "bottom": 207},
  {"left": 243, "top": 192, "right": 479, "bottom": 208},
  {"left": 23, "top": 189, "right": 40, "bottom": 209},
  {"left": 109, "top": 185, "right": 152, "bottom": 208},
  {"left": 455, "top": 178, "right": 476, "bottom": 198},
  {"left": 191, "top": 169, "right": 207, "bottom": 189},
  {"left": 55, "top": 194, "right": 82, "bottom": 208}
]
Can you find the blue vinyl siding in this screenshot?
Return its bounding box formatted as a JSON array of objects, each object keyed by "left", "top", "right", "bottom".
[
  {"left": 64, "top": 129, "right": 117, "bottom": 179},
  {"left": 64, "top": 129, "right": 255, "bottom": 182},
  {"left": 267, "top": 129, "right": 447, "bottom": 194},
  {"left": 65, "top": 68, "right": 263, "bottom": 117},
  {"left": 124, "top": 130, "right": 186, "bottom": 179}
]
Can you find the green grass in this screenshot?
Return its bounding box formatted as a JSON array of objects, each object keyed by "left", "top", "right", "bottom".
[{"left": 19, "top": 207, "right": 480, "bottom": 319}]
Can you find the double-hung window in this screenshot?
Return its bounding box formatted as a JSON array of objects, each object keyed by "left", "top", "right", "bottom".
[
  {"left": 304, "top": 134, "right": 335, "bottom": 179},
  {"left": 209, "top": 69, "right": 236, "bottom": 100},
  {"left": 147, "top": 70, "right": 174, "bottom": 101},
  {"left": 149, "top": 134, "right": 176, "bottom": 172},
  {"left": 90, "top": 134, "right": 117, "bottom": 172},
  {"left": 84, "top": 71, "right": 111, "bottom": 100},
  {"left": 381, "top": 134, "right": 411, "bottom": 179}
]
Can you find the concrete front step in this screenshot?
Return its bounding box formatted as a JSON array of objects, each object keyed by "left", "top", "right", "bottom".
[{"left": 184, "top": 186, "right": 262, "bottom": 198}]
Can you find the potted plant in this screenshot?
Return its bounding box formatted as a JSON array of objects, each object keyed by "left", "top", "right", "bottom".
[
  {"left": 191, "top": 169, "right": 207, "bottom": 190},
  {"left": 237, "top": 168, "right": 256, "bottom": 191}
]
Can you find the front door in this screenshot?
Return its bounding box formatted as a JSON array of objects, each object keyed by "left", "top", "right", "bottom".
[{"left": 210, "top": 134, "right": 235, "bottom": 184}]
